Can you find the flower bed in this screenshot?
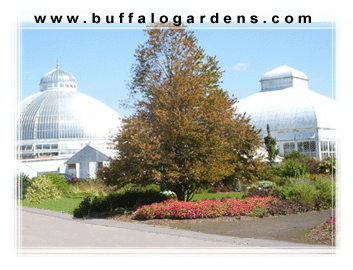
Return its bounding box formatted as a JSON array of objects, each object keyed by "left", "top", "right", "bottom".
[
  {"left": 134, "top": 196, "right": 277, "bottom": 220},
  {"left": 322, "top": 216, "right": 336, "bottom": 233},
  {"left": 304, "top": 216, "right": 336, "bottom": 245}
]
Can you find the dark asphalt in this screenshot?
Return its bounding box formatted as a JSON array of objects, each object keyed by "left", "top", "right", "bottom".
[{"left": 168, "top": 209, "right": 335, "bottom": 245}]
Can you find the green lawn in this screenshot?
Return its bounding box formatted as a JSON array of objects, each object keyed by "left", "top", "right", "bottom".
[
  {"left": 19, "top": 192, "right": 244, "bottom": 214},
  {"left": 191, "top": 192, "right": 244, "bottom": 201},
  {"left": 20, "top": 198, "right": 84, "bottom": 215}
]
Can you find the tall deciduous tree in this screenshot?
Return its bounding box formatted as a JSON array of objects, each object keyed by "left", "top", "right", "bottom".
[{"left": 98, "top": 23, "right": 262, "bottom": 201}]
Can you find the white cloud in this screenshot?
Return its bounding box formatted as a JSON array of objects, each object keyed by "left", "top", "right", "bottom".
[{"left": 230, "top": 63, "right": 250, "bottom": 72}]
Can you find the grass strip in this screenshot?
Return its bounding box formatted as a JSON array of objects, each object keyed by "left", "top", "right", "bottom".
[
  {"left": 20, "top": 198, "right": 84, "bottom": 215},
  {"left": 191, "top": 192, "right": 244, "bottom": 201}
]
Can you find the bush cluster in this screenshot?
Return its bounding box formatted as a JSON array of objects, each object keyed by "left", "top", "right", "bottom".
[
  {"left": 73, "top": 189, "right": 170, "bottom": 218},
  {"left": 297, "top": 158, "right": 320, "bottom": 174},
  {"left": 280, "top": 159, "right": 310, "bottom": 179},
  {"left": 71, "top": 185, "right": 107, "bottom": 199},
  {"left": 312, "top": 177, "right": 336, "bottom": 209},
  {"left": 278, "top": 178, "right": 335, "bottom": 210},
  {"left": 70, "top": 179, "right": 117, "bottom": 199},
  {"left": 25, "top": 175, "right": 61, "bottom": 204},
  {"left": 284, "top": 151, "right": 307, "bottom": 160},
  {"left": 318, "top": 157, "right": 336, "bottom": 175},
  {"left": 29, "top": 173, "right": 74, "bottom": 198},
  {"left": 43, "top": 173, "right": 73, "bottom": 197},
  {"left": 265, "top": 200, "right": 307, "bottom": 216},
  {"left": 281, "top": 151, "right": 335, "bottom": 177},
  {"left": 245, "top": 181, "right": 279, "bottom": 198}
]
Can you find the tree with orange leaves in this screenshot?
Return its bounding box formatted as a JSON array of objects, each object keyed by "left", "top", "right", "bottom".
[{"left": 98, "top": 23, "right": 262, "bottom": 201}]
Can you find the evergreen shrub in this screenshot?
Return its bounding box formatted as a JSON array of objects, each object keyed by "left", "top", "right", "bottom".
[
  {"left": 73, "top": 198, "right": 92, "bottom": 218},
  {"left": 25, "top": 175, "right": 61, "bottom": 204}
]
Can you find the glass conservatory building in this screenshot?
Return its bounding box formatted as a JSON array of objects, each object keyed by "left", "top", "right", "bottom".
[
  {"left": 16, "top": 64, "right": 122, "bottom": 166},
  {"left": 235, "top": 65, "right": 338, "bottom": 160}
]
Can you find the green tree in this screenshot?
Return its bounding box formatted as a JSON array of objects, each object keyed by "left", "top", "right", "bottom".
[
  {"left": 98, "top": 23, "right": 262, "bottom": 201},
  {"left": 264, "top": 124, "right": 279, "bottom": 164}
]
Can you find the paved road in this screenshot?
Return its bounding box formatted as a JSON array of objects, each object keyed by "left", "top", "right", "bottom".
[
  {"left": 20, "top": 207, "right": 332, "bottom": 251},
  {"left": 169, "top": 209, "right": 335, "bottom": 245}
]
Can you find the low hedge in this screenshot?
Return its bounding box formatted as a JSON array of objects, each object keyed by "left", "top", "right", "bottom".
[{"left": 73, "top": 190, "right": 170, "bottom": 218}]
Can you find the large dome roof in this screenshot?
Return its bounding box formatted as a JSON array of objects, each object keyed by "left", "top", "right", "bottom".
[
  {"left": 236, "top": 88, "right": 337, "bottom": 132},
  {"left": 18, "top": 66, "right": 122, "bottom": 142},
  {"left": 18, "top": 91, "right": 122, "bottom": 141},
  {"left": 235, "top": 66, "right": 338, "bottom": 141}
]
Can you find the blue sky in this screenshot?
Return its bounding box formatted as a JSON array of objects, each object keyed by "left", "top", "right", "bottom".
[{"left": 21, "top": 26, "right": 335, "bottom": 119}]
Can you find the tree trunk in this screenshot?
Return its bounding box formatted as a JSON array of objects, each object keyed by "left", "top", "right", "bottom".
[{"left": 175, "top": 185, "right": 185, "bottom": 201}]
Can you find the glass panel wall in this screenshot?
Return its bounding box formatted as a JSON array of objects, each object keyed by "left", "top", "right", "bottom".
[
  {"left": 283, "top": 142, "right": 295, "bottom": 155},
  {"left": 320, "top": 140, "right": 336, "bottom": 159},
  {"left": 297, "top": 140, "right": 317, "bottom": 158}
]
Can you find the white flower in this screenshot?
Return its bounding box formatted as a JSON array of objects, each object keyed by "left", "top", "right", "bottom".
[{"left": 161, "top": 190, "right": 176, "bottom": 195}]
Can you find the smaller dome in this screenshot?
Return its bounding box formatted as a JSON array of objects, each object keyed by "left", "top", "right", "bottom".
[
  {"left": 40, "top": 64, "right": 77, "bottom": 84},
  {"left": 261, "top": 65, "right": 308, "bottom": 81},
  {"left": 39, "top": 64, "right": 77, "bottom": 92}
]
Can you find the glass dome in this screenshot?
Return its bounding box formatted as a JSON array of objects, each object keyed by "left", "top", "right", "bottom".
[
  {"left": 39, "top": 64, "right": 77, "bottom": 92},
  {"left": 17, "top": 65, "right": 122, "bottom": 160},
  {"left": 260, "top": 65, "right": 309, "bottom": 92},
  {"left": 236, "top": 65, "right": 338, "bottom": 159}
]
